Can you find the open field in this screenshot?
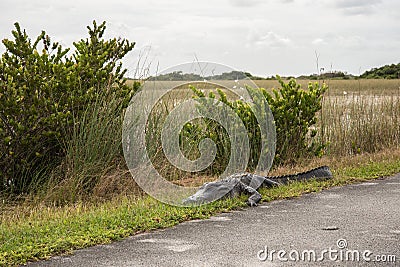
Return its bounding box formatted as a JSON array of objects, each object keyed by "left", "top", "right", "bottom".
[
  {"left": 253, "top": 79, "right": 400, "bottom": 95},
  {"left": 321, "top": 94, "right": 399, "bottom": 155},
  {"left": 129, "top": 79, "right": 400, "bottom": 95},
  {"left": 131, "top": 79, "right": 400, "bottom": 158}
]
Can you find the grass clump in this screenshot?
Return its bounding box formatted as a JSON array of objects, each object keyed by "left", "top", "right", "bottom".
[{"left": 320, "top": 94, "right": 400, "bottom": 155}]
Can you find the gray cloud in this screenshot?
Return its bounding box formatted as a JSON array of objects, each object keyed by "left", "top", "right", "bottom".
[
  {"left": 247, "top": 30, "right": 292, "bottom": 48},
  {"left": 334, "top": 0, "right": 382, "bottom": 8},
  {"left": 333, "top": 0, "right": 382, "bottom": 15},
  {"left": 228, "top": 0, "right": 263, "bottom": 7},
  {"left": 312, "top": 34, "right": 365, "bottom": 49}
]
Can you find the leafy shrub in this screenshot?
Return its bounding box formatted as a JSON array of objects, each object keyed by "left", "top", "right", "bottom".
[
  {"left": 0, "top": 21, "right": 136, "bottom": 194},
  {"left": 185, "top": 76, "right": 327, "bottom": 172},
  {"left": 261, "top": 76, "right": 327, "bottom": 164},
  {"left": 187, "top": 86, "right": 264, "bottom": 174}
]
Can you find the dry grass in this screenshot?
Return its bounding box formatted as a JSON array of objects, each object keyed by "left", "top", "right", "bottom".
[
  {"left": 254, "top": 79, "right": 400, "bottom": 95},
  {"left": 255, "top": 79, "right": 400, "bottom": 157},
  {"left": 320, "top": 94, "right": 399, "bottom": 155},
  {"left": 130, "top": 78, "right": 400, "bottom": 94}
]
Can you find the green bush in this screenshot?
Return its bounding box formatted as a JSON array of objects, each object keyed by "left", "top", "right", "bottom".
[
  {"left": 187, "top": 86, "right": 263, "bottom": 174},
  {"left": 185, "top": 76, "right": 327, "bottom": 172},
  {"left": 0, "top": 21, "right": 136, "bottom": 194},
  {"left": 262, "top": 76, "right": 327, "bottom": 164}
]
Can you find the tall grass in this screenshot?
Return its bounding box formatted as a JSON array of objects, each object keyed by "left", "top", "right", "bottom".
[
  {"left": 254, "top": 79, "right": 400, "bottom": 157},
  {"left": 253, "top": 79, "right": 400, "bottom": 96},
  {"left": 41, "top": 89, "right": 129, "bottom": 203},
  {"left": 320, "top": 93, "right": 400, "bottom": 156}
]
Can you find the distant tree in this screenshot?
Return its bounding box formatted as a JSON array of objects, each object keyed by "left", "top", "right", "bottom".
[
  {"left": 360, "top": 63, "right": 400, "bottom": 79},
  {"left": 150, "top": 70, "right": 258, "bottom": 81}
]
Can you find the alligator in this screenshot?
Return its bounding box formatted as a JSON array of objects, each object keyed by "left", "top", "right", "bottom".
[{"left": 182, "top": 166, "right": 333, "bottom": 206}]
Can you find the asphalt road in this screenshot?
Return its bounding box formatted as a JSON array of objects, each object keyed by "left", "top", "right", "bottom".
[{"left": 28, "top": 173, "right": 400, "bottom": 266}]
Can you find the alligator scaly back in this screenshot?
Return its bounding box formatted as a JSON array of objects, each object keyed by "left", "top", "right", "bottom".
[{"left": 266, "top": 166, "right": 333, "bottom": 185}]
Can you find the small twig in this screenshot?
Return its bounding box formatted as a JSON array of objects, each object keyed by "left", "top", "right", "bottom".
[{"left": 0, "top": 112, "right": 16, "bottom": 137}]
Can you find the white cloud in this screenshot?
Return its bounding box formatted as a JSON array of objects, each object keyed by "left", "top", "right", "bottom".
[
  {"left": 247, "top": 30, "right": 292, "bottom": 48},
  {"left": 334, "top": 0, "right": 381, "bottom": 8},
  {"left": 312, "top": 34, "right": 365, "bottom": 49},
  {"left": 312, "top": 38, "right": 327, "bottom": 46},
  {"left": 334, "top": 35, "right": 365, "bottom": 48},
  {"left": 229, "top": 0, "right": 263, "bottom": 7},
  {"left": 332, "top": 0, "right": 383, "bottom": 15}
]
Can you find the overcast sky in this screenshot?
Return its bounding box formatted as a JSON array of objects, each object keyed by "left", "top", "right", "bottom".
[{"left": 1, "top": 0, "right": 399, "bottom": 77}]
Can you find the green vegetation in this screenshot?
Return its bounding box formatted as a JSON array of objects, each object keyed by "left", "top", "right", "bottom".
[
  {"left": 182, "top": 77, "right": 327, "bottom": 172},
  {"left": 0, "top": 21, "right": 137, "bottom": 196},
  {"left": 145, "top": 77, "right": 327, "bottom": 178},
  {"left": 261, "top": 77, "right": 327, "bottom": 163},
  {"left": 297, "top": 71, "right": 355, "bottom": 80},
  {"left": 360, "top": 63, "right": 400, "bottom": 79},
  {"left": 150, "top": 70, "right": 251, "bottom": 81},
  {"left": 0, "top": 196, "right": 246, "bottom": 266}
]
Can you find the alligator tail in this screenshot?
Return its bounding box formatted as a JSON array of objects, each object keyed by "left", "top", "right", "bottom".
[{"left": 267, "top": 166, "right": 333, "bottom": 185}]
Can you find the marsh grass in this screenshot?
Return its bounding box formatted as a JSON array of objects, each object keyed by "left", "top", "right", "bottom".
[
  {"left": 144, "top": 83, "right": 240, "bottom": 181},
  {"left": 254, "top": 79, "right": 400, "bottom": 95},
  {"left": 255, "top": 79, "right": 400, "bottom": 157},
  {"left": 320, "top": 94, "right": 400, "bottom": 155},
  {"left": 37, "top": 88, "right": 137, "bottom": 204}
]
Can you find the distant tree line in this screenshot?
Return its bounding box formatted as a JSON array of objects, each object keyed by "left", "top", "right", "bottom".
[
  {"left": 150, "top": 63, "right": 400, "bottom": 81},
  {"left": 149, "top": 70, "right": 252, "bottom": 81},
  {"left": 360, "top": 63, "right": 400, "bottom": 79}
]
